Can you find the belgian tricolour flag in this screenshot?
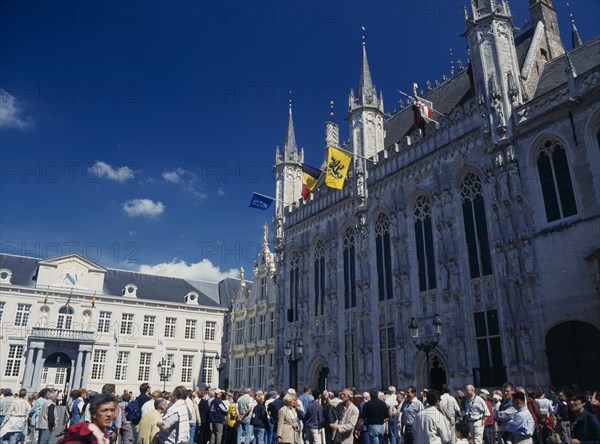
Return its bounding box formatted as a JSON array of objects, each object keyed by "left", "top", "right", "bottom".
[{"left": 301, "top": 164, "right": 323, "bottom": 200}]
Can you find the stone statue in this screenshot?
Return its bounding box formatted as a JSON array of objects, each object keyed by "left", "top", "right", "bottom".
[
  {"left": 509, "top": 162, "right": 522, "bottom": 196},
  {"left": 519, "top": 330, "right": 533, "bottom": 364},
  {"left": 39, "top": 309, "right": 48, "bottom": 327},
  {"left": 480, "top": 111, "right": 490, "bottom": 134},
  {"left": 401, "top": 273, "right": 411, "bottom": 302},
  {"left": 240, "top": 267, "right": 245, "bottom": 284},
  {"left": 498, "top": 168, "right": 510, "bottom": 201},
  {"left": 496, "top": 247, "right": 508, "bottom": 279},
  {"left": 493, "top": 98, "right": 506, "bottom": 128},
  {"left": 486, "top": 171, "right": 497, "bottom": 202},
  {"left": 507, "top": 246, "right": 520, "bottom": 275},
  {"left": 263, "top": 223, "right": 269, "bottom": 245},
  {"left": 356, "top": 167, "right": 366, "bottom": 207},
  {"left": 450, "top": 262, "right": 460, "bottom": 292},
  {"left": 522, "top": 239, "right": 535, "bottom": 274},
  {"left": 456, "top": 337, "right": 467, "bottom": 369},
  {"left": 442, "top": 190, "right": 454, "bottom": 221},
  {"left": 82, "top": 311, "right": 91, "bottom": 329},
  {"left": 439, "top": 263, "right": 449, "bottom": 291}
]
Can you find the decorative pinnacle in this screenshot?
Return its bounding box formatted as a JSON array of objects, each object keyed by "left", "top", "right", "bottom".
[
  {"left": 450, "top": 48, "right": 455, "bottom": 75},
  {"left": 329, "top": 100, "right": 334, "bottom": 118},
  {"left": 361, "top": 25, "right": 366, "bottom": 46}
]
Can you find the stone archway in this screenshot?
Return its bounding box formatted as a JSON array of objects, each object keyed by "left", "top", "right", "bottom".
[
  {"left": 546, "top": 321, "right": 600, "bottom": 390},
  {"left": 41, "top": 352, "right": 72, "bottom": 393},
  {"left": 309, "top": 357, "right": 328, "bottom": 393},
  {"left": 416, "top": 351, "right": 448, "bottom": 391}
]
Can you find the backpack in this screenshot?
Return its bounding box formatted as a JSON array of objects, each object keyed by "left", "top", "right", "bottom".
[{"left": 125, "top": 399, "right": 142, "bottom": 425}]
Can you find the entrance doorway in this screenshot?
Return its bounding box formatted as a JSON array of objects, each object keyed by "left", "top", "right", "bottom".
[
  {"left": 42, "top": 352, "right": 72, "bottom": 400},
  {"left": 429, "top": 355, "right": 447, "bottom": 391},
  {"left": 546, "top": 321, "right": 600, "bottom": 390}
]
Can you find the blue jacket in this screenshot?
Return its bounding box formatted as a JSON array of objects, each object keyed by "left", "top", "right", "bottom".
[{"left": 571, "top": 410, "right": 600, "bottom": 444}]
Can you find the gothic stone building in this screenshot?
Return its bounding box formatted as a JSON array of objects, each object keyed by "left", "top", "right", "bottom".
[{"left": 269, "top": 0, "right": 600, "bottom": 392}]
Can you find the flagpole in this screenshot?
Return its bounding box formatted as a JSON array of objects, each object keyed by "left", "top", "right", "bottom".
[
  {"left": 329, "top": 145, "right": 377, "bottom": 164},
  {"left": 398, "top": 89, "right": 444, "bottom": 117},
  {"left": 252, "top": 192, "right": 284, "bottom": 204}
]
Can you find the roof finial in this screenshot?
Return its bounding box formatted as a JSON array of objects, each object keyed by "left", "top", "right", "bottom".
[
  {"left": 567, "top": 3, "right": 583, "bottom": 48},
  {"left": 329, "top": 99, "right": 334, "bottom": 119},
  {"left": 450, "top": 48, "right": 455, "bottom": 75},
  {"left": 361, "top": 25, "right": 366, "bottom": 46}
]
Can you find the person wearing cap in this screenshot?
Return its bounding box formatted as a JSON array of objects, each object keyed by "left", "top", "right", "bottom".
[{"left": 461, "top": 385, "right": 490, "bottom": 444}]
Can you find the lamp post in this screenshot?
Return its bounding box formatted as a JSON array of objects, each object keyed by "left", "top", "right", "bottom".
[
  {"left": 408, "top": 314, "right": 442, "bottom": 389},
  {"left": 157, "top": 359, "right": 176, "bottom": 392},
  {"left": 215, "top": 352, "right": 227, "bottom": 389},
  {"left": 284, "top": 339, "right": 303, "bottom": 390}
]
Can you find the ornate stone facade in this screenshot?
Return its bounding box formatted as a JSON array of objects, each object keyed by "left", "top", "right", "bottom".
[{"left": 266, "top": 0, "right": 600, "bottom": 391}]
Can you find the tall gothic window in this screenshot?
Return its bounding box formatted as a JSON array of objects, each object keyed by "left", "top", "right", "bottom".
[
  {"left": 379, "top": 325, "right": 396, "bottom": 389},
  {"left": 536, "top": 139, "right": 578, "bottom": 222},
  {"left": 461, "top": 173, "right": 492, "bottom": 279},
  {"left": 343, "top": 227, "right": 357, "bottom": 309},
  {"left": 375, "top": 213, "right": 393, "bottom": 301},
  {"left": 413, "top": 195, "right": 436, "bottom": 292},
  {"left": 314, "top": 240, "right": 326, "bottom": 316},
  {"left": 289, "top": 250, "right": 300, "bottom": 322}
]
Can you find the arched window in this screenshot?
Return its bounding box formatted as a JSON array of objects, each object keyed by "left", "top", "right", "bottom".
[
  {"left": 375, "top": 213, "right": 393, "bottom": 301},
  {"left": 314, "top": 240, "right": 326, "bottom": 316},
  {"left": 536, "top": 139, "right": 578, "bottom": 222},
  {"left": 343, "top": 227, "right": 357, "bottom": 309},
  {"left": 461, "top": 173, "right": 492, "bottom": 279},
  {"left": 57, "top": 306, "right": 74, "bottom": 330},
  {"left": 413, "top": 195, "right": 436, "bottom": 292},
  {"left": 289, "top": 251, "right": 300, "bottom": 322}
]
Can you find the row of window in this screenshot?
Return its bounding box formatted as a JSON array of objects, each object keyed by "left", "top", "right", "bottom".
[
  {"left": 4, "top": 346, "right": 216, "bottom": 386},
  {"left": 0, "top": 303, "right": 218, "bottom": 341},
  {"left": 233, "top": 353, "right": 274, "bottom": 389},
  {"left": 233, "top": 312, "right": 275, "bottom": 344},
  {"left": 291, "top": 144, "right": 580, "bottom": 316}
]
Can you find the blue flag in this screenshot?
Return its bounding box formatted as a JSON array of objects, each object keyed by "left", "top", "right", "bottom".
[{"left": 249, "top": 192, "right": 274, "bottom": 210}]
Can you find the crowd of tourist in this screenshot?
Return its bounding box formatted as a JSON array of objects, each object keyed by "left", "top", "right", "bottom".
[{"left": 0, "top": 382, "right": 598, "bottom": 444}]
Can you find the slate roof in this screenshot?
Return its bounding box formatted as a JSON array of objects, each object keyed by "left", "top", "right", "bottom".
[
  {"left": 0, "top": 253, "right": 224, "bottom": 309},
  {"left": 514, "top": 24, "right": 537, "bottom": 68},
  {"left": 533, "top": 36, "right": 600, "bottom": 98},
  {"left": 383, "top": 68, "right": 474, "bottom": 148}
]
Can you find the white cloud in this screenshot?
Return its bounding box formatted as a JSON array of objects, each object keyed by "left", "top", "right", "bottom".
[
  {"left": 88, "top": 161, "right": 135, "bottom": 183},
  {"left": 162, "top": 167, "right": 206, "bottom": 201},
  {"left": 122, "top": 198, "right": 165, "bottom": 218},
  {"left": 137, "top": 258, "right": 238, "bottom": 282},
  {"left": 0, "top": 89, "right": 34, "bottom": 130}
]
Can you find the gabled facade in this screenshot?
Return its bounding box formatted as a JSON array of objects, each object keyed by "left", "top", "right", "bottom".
[
  {"left": 269, "top": 0, "right": 600, "bottom": 391},
  {"left": 0, "top": 253, "right": 229, "bottom": 393},
  {"left": 227, "top": 225, "right": 277, "bottom": 390}
]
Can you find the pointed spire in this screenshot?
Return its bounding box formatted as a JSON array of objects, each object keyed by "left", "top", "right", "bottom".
[
  {"left": 567, "top": 3, "right": 583, "bottom": 49},
  {"left": 358, "top": 27, "right": 375, "bottom": 102},
  {"left": 284, "top": 99, "right": 298, "bottom": 158}
]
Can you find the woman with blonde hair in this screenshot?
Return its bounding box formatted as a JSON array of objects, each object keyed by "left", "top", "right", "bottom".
[{"left": 277, "top": 395, "right": 300, "bottom": 444}]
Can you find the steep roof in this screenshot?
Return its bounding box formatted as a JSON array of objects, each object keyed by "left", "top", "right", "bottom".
[
  {"left": 0, "top": 253, "right": 224, "bottom": 309},
  {"left": 533, "top": 36, "right": 600, "bottom": 98}
]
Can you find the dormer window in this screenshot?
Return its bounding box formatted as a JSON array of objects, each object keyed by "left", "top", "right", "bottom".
[
  {"left": 0, "top": 269, "right": 12, "bottom": 284},
  {"left": 123, "top": 284, "right": 138, "bottom": 297},
  {"left": 184, "top": 292, "right": 199, "bottom": 305}
]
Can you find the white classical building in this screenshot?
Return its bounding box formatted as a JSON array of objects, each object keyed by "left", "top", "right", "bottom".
[
  {"left": 0, "top": 253, "right": 232, "bottom": 394},
  {"left": 265, "top": 0, "right": 600, "bottom": 392},
  {"left": 225, "top": 225, "right": 277, "bottom": 391}
]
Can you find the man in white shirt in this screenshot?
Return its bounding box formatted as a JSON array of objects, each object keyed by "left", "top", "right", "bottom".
[
  {"left": 385, "top": 387, "right": 399, "bottom": 444},
  {"left": 462, "top": 385, "right": 490, "bottom": 444},
  {"left": 412, "top": 390, "right": 451, "bottom": 444},
  {"left": 439, "top": 385, "right": 460, "bottom": 444}
]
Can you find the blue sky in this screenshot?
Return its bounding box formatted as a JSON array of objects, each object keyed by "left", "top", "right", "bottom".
[{"left": 1, "top": 0, "right": 598, "bottom": 282}]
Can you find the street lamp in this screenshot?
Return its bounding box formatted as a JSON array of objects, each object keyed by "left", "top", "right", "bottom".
[
  {"left": 157, "top": 359, "right": 176, "bottom": 392},
  {"left": 215, "top": 352, "right": 227, "bottom": 389},
  {"left": 408, "top": 314, "right": 442, "bottom": 389},
  {"left": 284, "top": 339, "right": 303, "bottom": 390}
]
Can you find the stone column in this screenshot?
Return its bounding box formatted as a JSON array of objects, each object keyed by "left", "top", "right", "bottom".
[
  {"left": 81, "top": 350, "right": 92, "bottom": 388},
  {"left": 22, "top": 346, "right": 36, "bottom": 391},
  {"left": 72, "top": 349, "right": 83, "bottom": 389},
  {"left": 31, "top": 345, "right": 45, "bottom": 392}
]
